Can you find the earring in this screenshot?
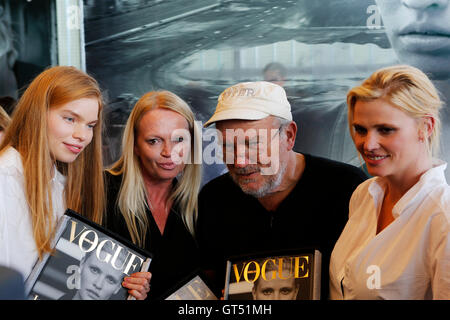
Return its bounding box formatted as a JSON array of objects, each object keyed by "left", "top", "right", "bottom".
[{"left": 418, "top": 129, "right": 426, "bottom": 143}]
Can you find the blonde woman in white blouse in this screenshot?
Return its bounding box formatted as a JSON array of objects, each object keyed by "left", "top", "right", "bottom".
[{"left": 329, "top": 65, "right": 449, "bottom": 300}]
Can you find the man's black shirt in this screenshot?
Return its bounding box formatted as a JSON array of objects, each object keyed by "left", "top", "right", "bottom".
[{"left": 196, "top": 153, "right": 367, "bottom": 299}]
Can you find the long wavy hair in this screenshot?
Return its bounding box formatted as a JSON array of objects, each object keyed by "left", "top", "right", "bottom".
[
  {"left": 107, "top": 90, "right": 202, "bottom": 246},
  {"left": 0, "top": 66, "right": 105, "bottom": 259}
]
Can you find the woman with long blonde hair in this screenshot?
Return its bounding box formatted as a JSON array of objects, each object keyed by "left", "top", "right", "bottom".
[
  {"left": 0, "top": 66, "right": 149, "bottom": 299},
  {"left": 329, "top": 65, "right": 449, "bottom": 299},
  {"left": 105, "top": 90, "right": 202, "bottom": 299}
]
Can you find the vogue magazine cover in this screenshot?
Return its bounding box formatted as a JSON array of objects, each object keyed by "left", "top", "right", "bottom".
[
  {"left": 224, "top": 250, "right": 321, "bottom": 300},
  {"left": 25, "top": 210, "right": 152, "bottom": 300}
]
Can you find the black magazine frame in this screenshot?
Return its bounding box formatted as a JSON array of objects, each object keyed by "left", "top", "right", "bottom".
[
  {"left": 24, "top": 208, "right": 152, "bottom": 300},
  {"left": 224, "top": 247, "right": 322, "bottom": 301},
  {"left": 64, "top": 209, "right": 152, "bottom": 259}
]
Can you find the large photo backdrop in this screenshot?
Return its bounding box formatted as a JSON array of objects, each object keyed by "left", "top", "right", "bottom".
[
  {"left": 0, "top": 0, "right": 54, "bottom": 100},
  {"left": 83, "top": 0, "right": 449, "bottom": 183}
]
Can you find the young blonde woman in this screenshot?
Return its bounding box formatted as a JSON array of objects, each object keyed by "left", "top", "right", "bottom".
[
  {"left": 329, "top": 65, "right": 450, "bottom": 299},
  {"left": 0, "top": 66, "right": 149, "bottom": 299},
  {"left": 105, "top": 90, "right": 202, "bottom": 299}
]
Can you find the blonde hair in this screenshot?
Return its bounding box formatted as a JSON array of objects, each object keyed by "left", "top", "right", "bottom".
[
  {"left": 347, "top": 65, "right": 442, "bottom": 157},
  {"left": 0, "top": 106, "right": 10, "bottom": 131},
  {"left": 107, "top": 90, "right": 202, "bottom": 246},
  {"left": 0, "top": 66, "right": 105, "bottom": 259}
]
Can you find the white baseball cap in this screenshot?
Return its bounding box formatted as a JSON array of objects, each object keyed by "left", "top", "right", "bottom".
[{"left": 204, "top": 81, "right": 292, "bottom": 127}]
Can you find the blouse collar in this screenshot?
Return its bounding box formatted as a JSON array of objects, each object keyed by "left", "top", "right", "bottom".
[{"left": 368, "top": 159, "right": 448, "bottom": 218}]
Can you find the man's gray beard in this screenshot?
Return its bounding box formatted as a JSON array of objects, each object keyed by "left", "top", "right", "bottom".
[{"left": 230, "top": 164, "right": 286, "bottom": 198}]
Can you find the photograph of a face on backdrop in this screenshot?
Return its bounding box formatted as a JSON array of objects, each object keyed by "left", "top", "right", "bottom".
[
  {"left": 82, "top": 0, "right": 450, "bottom": 184},
  {"left": 3, "top": 1, "right": 449, "bottom": 183}
]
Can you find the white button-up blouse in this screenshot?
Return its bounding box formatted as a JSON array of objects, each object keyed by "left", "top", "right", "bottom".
[
  {"left": 329, "top": 160, "right": 450, "bottom": 300},
  {"left": 0, "top": 147, "right": 66, "bottom": 280}
]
